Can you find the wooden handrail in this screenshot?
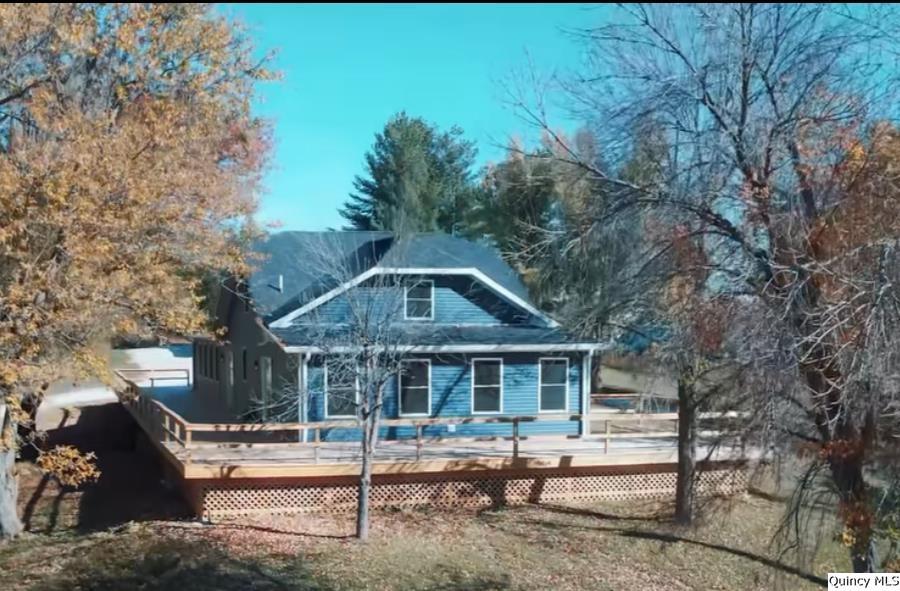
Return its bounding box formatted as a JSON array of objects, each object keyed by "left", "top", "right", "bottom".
[
  {"left": 115, "top": 372, "right": 191, "bottom": 447},
  {"left": 589, "top": 411, "right": 749, "bottom": 454},
  {"left": 186, "top": 413, "right": 582, "bottom": 432},
  {"left": 115, "top": 372, "right": 747, "bottom": 460},
  {"left": 115, "top": 367, "right": 190, "bottom": 388},
  {"left": 588, "top": 411, "right": 747, "bottom": 422}
]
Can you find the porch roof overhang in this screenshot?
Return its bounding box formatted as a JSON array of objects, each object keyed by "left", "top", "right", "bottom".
[
  {"left": 282, "top": 342, "right": 603, "bottom": 354},
  {"left": 274, "top": 323, "right": 606, "bottom": 355}
]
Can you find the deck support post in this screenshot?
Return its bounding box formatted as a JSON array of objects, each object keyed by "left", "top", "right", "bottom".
[
  {"left": 415, "top": 424, "right": 423, "bottom": 461},
  {"left": 512, "top": 417, "right": 519, "bottom": 459},
  {"left": 313, "top": 428, "right": 320, "bottom": 464},
  {"left": 604, "top": 420, "right": 610, "bottom": 454}
]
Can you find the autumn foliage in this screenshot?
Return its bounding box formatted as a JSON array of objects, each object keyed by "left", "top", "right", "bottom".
[{"left": 0, "top": 4, "right": 272, "bottom": 509}]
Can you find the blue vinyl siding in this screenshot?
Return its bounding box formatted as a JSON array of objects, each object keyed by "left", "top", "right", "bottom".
[
  {"left": 294, "top": 276, "right": 533, "bottom": 326},
  {"left": 306, "top": 353, "right": 582, "bottom": 441}
]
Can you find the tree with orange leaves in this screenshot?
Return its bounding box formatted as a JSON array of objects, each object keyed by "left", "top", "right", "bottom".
[{"left": 0, "top": 4, "right": 273, "bottom": 539}]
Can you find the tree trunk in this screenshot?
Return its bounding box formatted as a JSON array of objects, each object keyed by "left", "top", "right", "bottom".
[
  {"left": 800, "top": 362, "right": 875, "bottom": 573},
  {"left": 356, "top": 442, "right": 372, "bottom": 541},
  {"left": 356, "top": 365, "right": 383, "bottom": 542},
  {"left": 674, "top": 378, "right": 696, "bottom": 526},
  {"left": 831, "top": 450, "right": 876, "bottom": 573},
  {"left": 0, "top": 405, "right": 23, "bottom": 540}
]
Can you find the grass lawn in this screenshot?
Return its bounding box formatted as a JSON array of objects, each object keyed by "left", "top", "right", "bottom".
[{"left": 1, "top": 454, "right": 848, "bottom": 591}]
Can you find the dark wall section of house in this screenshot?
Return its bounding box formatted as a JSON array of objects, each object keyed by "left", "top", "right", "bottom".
[{"left": 194, "top": 289, "right": 299, "bottom": 422}]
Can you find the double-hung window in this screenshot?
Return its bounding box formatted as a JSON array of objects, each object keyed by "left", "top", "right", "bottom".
[
  {"left": 472, "top": 359, "right": 502, "bottom": 413},
  {"left": 325, "top": 360, "right": 358, "bottom": 418},
  {"left": 539, "top": 358, "right": 569, "bottom": 412},
  {"left": 404, "top": 279, "right": 434, "bottom": 320},
  {"left": 399, "top": 360, "right": 430, "bottom": 416}
]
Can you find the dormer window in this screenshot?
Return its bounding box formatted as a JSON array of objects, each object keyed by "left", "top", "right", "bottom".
[{"left": 404, "top": 279, "right": 434, "bottom": 320}]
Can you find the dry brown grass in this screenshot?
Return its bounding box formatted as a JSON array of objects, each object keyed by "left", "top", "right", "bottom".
[{"left": 2, "top": 457, "right": 846, "bottom": 591}]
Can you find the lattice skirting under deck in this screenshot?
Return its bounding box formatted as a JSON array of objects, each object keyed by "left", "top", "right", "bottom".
[{"left": 183, "top": 463, "right": 748, "bottom": 520}]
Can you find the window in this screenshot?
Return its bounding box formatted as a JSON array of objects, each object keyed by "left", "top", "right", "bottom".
[
  {"left": 241, "top": 348, "right": 248, "bottom": 381},
  {"left": 198, "top": 343, "right": 214, "bottom": 380},
  {"left": 399, "top": 360, "right": 430, "bottom": 416},
  {"left": 226, "top": 352, "right": 235, "bottom": 409},
  {"left": 472, "top": 359, "right": 502, "bottom": 413},
  {"left": 325, "top": 361, "right": 358, "bottom": 418},
  {"left": 539, "top": 358, "right": 569, "bottom": 412},
  {"left": 404, "top": 279, "right": 433, "bottom": 320}
]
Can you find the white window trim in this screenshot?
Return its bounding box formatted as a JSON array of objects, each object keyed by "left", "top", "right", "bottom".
[
  {"left": 471, "top": 357, "right": 504, "bottom": 415},
  {"left": 538, "top": 357, "right": 569, "bottom": 413},
  {"left": 403, "top": 278, "right": 434, "bottom": 321},
  {"left": 398, "top": 359, "right": 431, "bottom": 417},
  {"left": 269, "top": 267, "right": 559, "bottom": 329},
  {"left": 285, "top": 343, "right": 600, "bottom": 354},
  {"left": 324, "top": 361, "right": 359, "bottom": 419}
]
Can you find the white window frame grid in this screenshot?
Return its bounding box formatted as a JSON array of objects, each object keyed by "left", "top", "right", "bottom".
[
  {"left": 403, "top": 279, "right": 435, "bottom": 321},
  {"left": 538, "top": 357, "right": 569, "bottom": 413},
  {"left": 398, "top": 359, "right": 432, "bottom": 417},
  {"left": 471, "top": 358, "right": 504, "bottom": 414},
  {"left": 324, "top": 360, "right": 360, "bottom": 419}
]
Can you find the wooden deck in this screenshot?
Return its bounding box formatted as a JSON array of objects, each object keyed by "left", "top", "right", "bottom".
[
  {"left": 114, "top": 371, "right": 751, "bottom": 518},
  {"left": 116, "top": 371, "right": 748, "bottom": 480}
]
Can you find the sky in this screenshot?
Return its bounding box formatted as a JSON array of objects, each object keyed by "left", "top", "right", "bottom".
[{"left": 225, "top": 3, "right": 600, "bottom": 231}]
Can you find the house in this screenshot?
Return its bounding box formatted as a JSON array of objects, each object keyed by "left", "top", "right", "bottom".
[
  {"left": 193, "top": 231, "right": 599, "bottom": 438},
  {"left": 118, "top": 230, "right": 748, "bottom": 519}
]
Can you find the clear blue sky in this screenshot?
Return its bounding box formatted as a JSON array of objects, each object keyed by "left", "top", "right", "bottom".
[{"left": 224, "top": 3, "right": 599, "bottom": 231}]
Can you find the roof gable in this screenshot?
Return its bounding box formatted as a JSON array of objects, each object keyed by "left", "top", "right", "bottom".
[
  {"left": 245, "top": 231, "right": 542, "bottom": 324},
  {"left": 246, "top": 231, "right": 391, "bottom": 318}
]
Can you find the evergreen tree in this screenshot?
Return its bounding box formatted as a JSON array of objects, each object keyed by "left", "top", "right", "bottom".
[{"left": 339, "top": 112, "right": 479, "bottom": 234}]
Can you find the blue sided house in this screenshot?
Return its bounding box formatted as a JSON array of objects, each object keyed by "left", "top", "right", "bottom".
[{"left": 192, "top": 231, "right": 599, "bottom": 440}]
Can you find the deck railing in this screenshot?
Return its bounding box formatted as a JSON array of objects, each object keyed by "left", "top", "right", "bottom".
[
  {"left": 115, "top": 371, "right": 745, "bottom": 462},
  {"left": 586, "top": 411, "right": 746, "bottom": 453},
  {"left": 115, "top": 367, "right": 191, "bottom": 388},
  {"left": 117, "top": 374, "right": 193, "bottom": 446}
]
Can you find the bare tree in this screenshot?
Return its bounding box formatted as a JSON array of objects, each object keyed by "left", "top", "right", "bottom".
[
  {"left": 513, "top": 3, "right": 900, "bottom": 572},
  {"left": 254, "top": 234, "right": 417, "bottom": 541}
]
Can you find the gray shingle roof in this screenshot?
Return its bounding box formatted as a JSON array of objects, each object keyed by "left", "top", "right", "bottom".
[
  {"left": 270, "top": 323, "right": 584, "bottom": 348},
  {"left": 246, "top": 231, "right": 532, "bottom": 321}
]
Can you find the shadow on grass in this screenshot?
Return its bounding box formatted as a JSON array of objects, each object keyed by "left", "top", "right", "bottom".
[
  {"left": 214, "top": 522, "right": 354, "bottom": 540},
  {"left": 422, "top": 567, "right": 511, "bottom": 591},
  {"left": 74, "top": 448, "right": 191, "bottom": 533},
  {"left": 20, "top": 404, "right": 190, "bottom": 534},
  {"left": 28, "top": 537, "right": 333, "bottom": 591},
  {"left": 537, "top": 502, "right": 672, "bottom": 523},
  {"left": 514, "top": 508, "right": 826, "bottom": 587}
]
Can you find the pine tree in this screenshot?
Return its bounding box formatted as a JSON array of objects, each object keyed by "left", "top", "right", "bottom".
[{"left": 339, "top": 112, "right": 478, "bottom": 234}]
